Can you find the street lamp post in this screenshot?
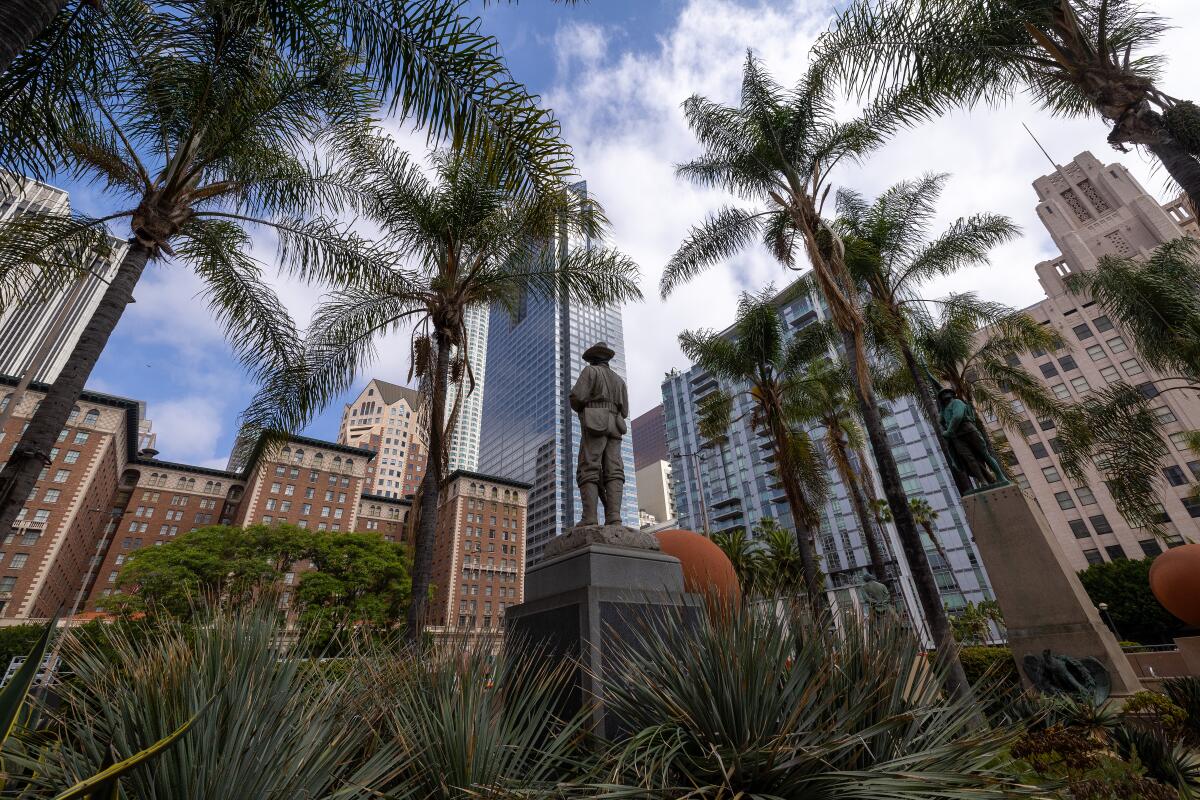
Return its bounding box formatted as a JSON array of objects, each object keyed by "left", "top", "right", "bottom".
[{"left": 1098, "top": 602, "right": 1124, "bottom": 643}]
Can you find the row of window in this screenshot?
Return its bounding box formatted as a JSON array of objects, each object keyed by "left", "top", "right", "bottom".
[
  {"left": 261, "top": 516, "right": 342, "bottom": 531},
  {"left": 263, "top": 499, "right": 344, "bottom": 519}
]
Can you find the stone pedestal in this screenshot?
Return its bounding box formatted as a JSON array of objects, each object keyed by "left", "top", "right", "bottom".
[
  {"left": 505, "top": 535, "right": 699, "bottom": 740},
  {"left": 962, "top": 484, "right": 1143, "bottom": 696}
]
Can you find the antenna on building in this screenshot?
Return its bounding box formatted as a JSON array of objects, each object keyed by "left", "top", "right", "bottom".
[{"left": 1023, "top": 123, "right": 1058, "bottom": 169}]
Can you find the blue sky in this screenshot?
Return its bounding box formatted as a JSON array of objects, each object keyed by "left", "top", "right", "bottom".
[{"left": 47, "top": 0, "right": 1200, "bottom": 469}]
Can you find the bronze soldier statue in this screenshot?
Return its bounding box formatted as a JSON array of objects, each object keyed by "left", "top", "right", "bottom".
[
  {"left": 937, "top": 386, "right": 1007, "bottom": 489},
  {"left": 570, "top": 342, "right": 629, "bottom": 527}
]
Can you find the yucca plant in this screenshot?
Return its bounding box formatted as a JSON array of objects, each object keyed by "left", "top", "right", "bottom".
[
  {"left": 0, "top": 615, "right": 200, "bottom": 798},
  {"left": 26, "top": 602, "right": 394, "bottom": 799},
  {"left": 1164, "top": 676, "right": 1200, "bottom": 745},
  {"left": 357, "top": 636, "right": 590, "bottom": 798},
  {"left": 595, "top": 600, "right": 1044, "bottom": 797}
]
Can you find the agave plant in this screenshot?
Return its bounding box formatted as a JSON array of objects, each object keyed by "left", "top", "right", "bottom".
[
  {"left": 28, "top": 602, "right": 394, "bottom": 799},
  {"left": 596, "top": 600, "right": 1043, "bottom": 797},
  {"left": 357, "top": 636, "right": 590, "bottom": 798}
]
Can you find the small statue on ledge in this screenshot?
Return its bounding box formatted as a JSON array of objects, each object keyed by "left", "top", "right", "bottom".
[
  {"left": 860, "top": 571, "right": 891, "bottom": 616},
  {"left": 937, "top": 386, "right": 1008, "bottom": 490}
]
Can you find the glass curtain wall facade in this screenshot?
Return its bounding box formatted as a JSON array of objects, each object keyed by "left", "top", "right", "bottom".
[
  {"left": 479, "top": 182, "right": 637, "bottom": 564},
  {"left": 445, "top": 303, "right": 489, "bottom": 472},
  {"left": 662, "top": 279, "right": 994, "bottom": 630}
]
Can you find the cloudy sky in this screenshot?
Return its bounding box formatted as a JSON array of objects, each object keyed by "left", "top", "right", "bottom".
[{"left": 69, "top": 0, "right": 1200, "bottom": 468}]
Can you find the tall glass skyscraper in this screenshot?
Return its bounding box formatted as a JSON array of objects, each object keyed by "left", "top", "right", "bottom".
[
  {"left": 478, "top": 182, "right": 637, "bottom": 564},
  {"left": 445, "top": 303, "right": 489, "bottom": 472},
  {"left": 661, "top": 278, "right": 994, "bottom": 635}
]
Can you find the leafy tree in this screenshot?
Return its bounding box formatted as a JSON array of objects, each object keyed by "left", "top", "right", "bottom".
[
  {"left": 817, "top": 0, "right": 1200, "bottom": 208},
  {"left": 662, "top": 55, "right": 973, "bottom": 700},
  {"left": 754, "top": 517, "right": 815, "bottom": 599},
  {"left": 711, "top": 527, "right": 762, "bottom": 599},
  {"left": 243, "top": 138, "right": 640, "bottom": 641},
  {"left": 950, "top": 599, "right": 1005, "bottom": 644},
  {"left": 112, "top": 524, "right": 412, "bottom": 640},
  {"left": 0, "top": 1, "right": 374, "bottom": 550},
  {"left": 1077, "top": 556, "right": 1183, "bottom": 645},
  {"left": 837, "top": 173, "right": 1020, "bottom": 492},
  {"left": 297, "top": 532, "right": 412, "bottom": 649},
  {"left": 679, "top": 289, "right": 830, "bottom": 605}
]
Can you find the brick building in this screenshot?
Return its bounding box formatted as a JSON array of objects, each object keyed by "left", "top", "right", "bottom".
[
  {"left": 427, "top": 470, "right": 528, "bottom": 633},
  {"left": 338, "top": 379, "right": 428, "bottom": 499},
  {"left": 980, "top": 152, "right": 1200, "bottom": 570}
]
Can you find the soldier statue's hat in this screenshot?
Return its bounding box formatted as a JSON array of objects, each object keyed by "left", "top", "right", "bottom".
[
  {"left": 582, "top": 341, "right": 616, "bottom": 363},
  {"left": 937, "top": 387, "right": 956, "bottom": 398}
]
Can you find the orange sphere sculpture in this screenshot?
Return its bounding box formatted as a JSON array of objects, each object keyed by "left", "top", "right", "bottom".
[
  {"left": 1149, "top": 543, "right": 1200, "bottom": 626},
  {"left": 654, "top": 528, "right": 740, "bottom": 603}
]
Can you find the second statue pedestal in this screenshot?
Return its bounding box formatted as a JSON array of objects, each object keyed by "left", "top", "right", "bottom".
[{"left": 505, "top": 539, "right": 700, "bottom": 740}]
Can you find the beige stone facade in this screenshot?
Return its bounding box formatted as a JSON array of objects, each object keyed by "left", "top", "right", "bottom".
[
  {"left": 427, "top": 470, "right": 528, "bottom": 633},
  {"left": 981, "top": 152, "right": 1200, "bottom": 571},
  {"left": 338, "top": 379, "right": 428, "bottom": 499}
]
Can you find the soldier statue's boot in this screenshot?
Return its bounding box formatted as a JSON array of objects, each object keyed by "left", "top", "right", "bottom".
[
  {"left": 603, "top": 481, "right": 623, "bottom": 526},
  {"left": 577, "top": 482, "right": 599, "bottom": 527}
]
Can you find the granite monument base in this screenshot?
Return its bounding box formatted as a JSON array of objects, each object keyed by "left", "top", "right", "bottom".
[
  {"left": 962, "top": 483, "right": 1143, "bottom": 696},
  {"left": 505, "top": 538, "right": 700, "bottom": 740}
]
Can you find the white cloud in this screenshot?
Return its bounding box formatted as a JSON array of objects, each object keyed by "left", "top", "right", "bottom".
[
  {"left": 542, "top": 0, "right": 1200, "bottom": 416},
  {"left": 148, "top": 396, "right": 226, "bottom": 464}
]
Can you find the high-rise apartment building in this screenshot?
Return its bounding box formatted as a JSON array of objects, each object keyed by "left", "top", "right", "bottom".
[
  {"left": 427, "top": 470, "right": 528, "bottom": 633},
  {"left": 445, "top": 304, "right": 489, "bottom": 472},
  {"left": 662, "top": 281, "right": 994, "bottom": 617},
  {"left": 478, "top": 182, "right": 637, "bottom": 563},
  {"left": 0, "top": 177, "right": 128, "bottom": 384},
  {"left": 337, "top": 379, "right": 428, "bottom": 498},
  {"left": 980, "top": 151, "right": 1200, "bottom": 570},
  {"left": 631, "top": 405, "right": 669, "bottom": 469},
  {"left": 631, "top": 405, "right": 675, "bottom": 526}
]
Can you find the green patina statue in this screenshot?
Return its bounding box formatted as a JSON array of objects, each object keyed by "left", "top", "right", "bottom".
[
  {"left": 1023, "top": 649, "right": 1112, "bottom": 705},
  {"left": 860, "top": 572, "right": 891, "bottom": 615},
  {"left": 937, "top": 387, "right": 1008, "bottom": 490}
]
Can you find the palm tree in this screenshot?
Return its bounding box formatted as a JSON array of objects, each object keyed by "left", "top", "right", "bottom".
[
  {"left": 817, "top": 0, "right": 1200, "bottom": 208},
  {"left": 679, "top": 289, "right": 830, "bottom": 606},
  {"left": 0, "top": 2, "right": 374, "bottom": 545},
  {"left": 906, "top": 496, "right": 963, "bottom": 594},
  {"left": 918, "top": 294, "right": 1063, "bottom": 434},
  {"left": 243, "top": 136, "right": 641, "bottom": 641},
  {"left": 754, "top": 517, "right": 810, "bottom": 600},
  {"left": 787, "top": 357, "right": 894, "bottom": 595},
  {"left": 1, "top": 0, "right": 575, "bottom": 196},
  {"left": 711, "top": 527, "right": 761, "bottom": 598},
  {"left": 662, "top": 55, "right": 973, "bottom": 700},
  {"left": 837, "top": 174, "right": 1021, "bottom": 492}
]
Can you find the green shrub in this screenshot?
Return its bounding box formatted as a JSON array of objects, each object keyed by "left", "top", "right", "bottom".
[
  {"left": 959, "top": 645, "right": 1020, "bottom": 688},
  {"left": 0, "top": 624, "right": 46, "bottom": 671},
  {"left": 1077, "top": 558, "right": 1183, "bottom": 645},
  {"left": 1163, "top": 676, "right": 1200, "bottom": 745},
  {"left": 1123, "top": 690, "right": 1188, "bottom": 735}
]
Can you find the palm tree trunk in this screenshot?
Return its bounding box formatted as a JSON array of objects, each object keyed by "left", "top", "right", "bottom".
[
  {"left": 1148, "top": 137, "right": 1200, "bottom": 213},
  {"left": 405, "top": 328, "right": 450, "bottom": 644},
  {"left": 0, "top": 0, "right": 68, "bottom": 72},
  {"left": 923, "top": 520, "right": 963, "bottom": 595},
  {"left": 839, "top": 330, "right": 972, "bottom": 703},
  {"left": 769, "top": 419, "right": 825, "bottom": 609},
  {"left": 900, "top": 344, "right": 970, "bottom": 495},
  {"left": 0, "top": 239, "right": 148, "bottom": 539},
  {"left": 832, "top": 439, "right": 890, "bottom": 593}
]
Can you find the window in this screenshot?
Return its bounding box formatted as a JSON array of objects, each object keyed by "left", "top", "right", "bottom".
[
  {"left": 1085, "top": 344, "right": 1105, "bottom": 361},
  {"left": 1106, "top": 336, "right": 1128, "bottom": 353},
  {"left": 1138, "top": 382, "right": 1161, "bottom": 399},
  {"left": 43, "top": 489, "right": 59, "bottom": 503},
  {"left": 1075, "top": 486, "right": 1097, "bottom": 506},
  {"left": 321, "top": 506, "right": 330, "bottom": 517},
  {"left": 1029, "top": 442, "right": 1049, "bottom": 459},
  {"left": 0, "top": 577, "right": 14, "bottom": 592},
  {"left": 63, "top": 450, "right": 80, "bottom": 464},
  {"left": 305, "top": 487, "right": 314, "bottom": 499},
  {"left": 280, "top": 501, "right": 291, "bottom": 512},
  {"left": 302, "top": 503, "right": 312, "bottom": 515},
  {"left": 1104, "top": 544, "right": 1127, "bottom": 561},
  {"left": 1170, "top": 431, "right": 1192, "bottom": 451},
  {"left": 1140, "top": 539, "right": 1164, "bottom": 557},
  {"left": 22, "top": 524, "right": 41, "bottom": 540},
  {"left": 9, "top": 554, "right": 27, "bottom": 569},
  {"left": 73, "top": 431, "right": 89, "bottom": 444},
  {"left": 1082, "top": 548, "right": 1104, "bottom": 565},
  {"left": 82, "top": 409, "right": 99, "bottom": 425},
  {"left": 1072, "top": 323, "right": 1093, "bottom": 340},
  {"left": 1058, "top": 355, "right": 1078, "bottom": 371},
  {"left": 1120, "top": 358, "right": 1144, "bottom": 376},
  {"left": 1039, "top": 418, "right": 1056, "bottom": 431},
  {"left": 1048, "top": 436, "right": 1063, "bottom": 454},
  {"left": 265, "top": 498, "right": 276, "bottom": 511},
  {"left": 1164, "top": 465, "right": 1188, "bottom": 486},
  {"left": 1017, "top": 420, "right": 1036, "bottom": 437},
  {"left": 1069, "top": 376, "right": 1090, "bottom": 393},
  {"left": 284, "top": 485, "right": 295, "bottom": 496},
  {"left": 1182, "top": 497, "right": 1200, "bottom": 518},
  {"left": 1089, "top": 514, "right": 1113, "bottom": 534},
  {"left": 270, "top": 482, "right": 281, "bottom": 493},
  {"left": 53, "top": 469, "right": 69, "bottom": 483},
  {"left": 1054, "top": 490, "right": 1075, "bottom": 509},
  {"left": 1099, "top": 365, "right": 1120, "bottom": 383},
  {"left": 1154, "top": 407, "right": 1178, "bottom": 424},
  {"left": 1039, "top": 362, "right": 1059, "bottom": 378},
  {"left": 1051, "top": 383, "right": 1070, "bottom": 400},
  {"left": 1093, "top": 315, "right": 1113, "bottom": 332},
  {"left": 1068, "top": 519, "right": 1090, "bottom": 539}
]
